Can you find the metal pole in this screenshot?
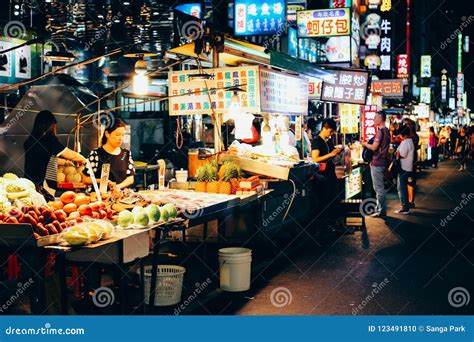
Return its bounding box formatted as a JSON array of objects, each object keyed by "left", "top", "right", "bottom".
[{"left": 212, "top": 47, "right": 222, "bottom": 153}]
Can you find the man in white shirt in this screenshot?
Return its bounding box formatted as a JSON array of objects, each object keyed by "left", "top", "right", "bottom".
[{"left": 395, "top": 125, "right": 415, "bottom": 215}]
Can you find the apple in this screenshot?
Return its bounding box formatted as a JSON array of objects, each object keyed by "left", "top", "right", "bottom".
[{"left": 78, "top": 204, "right": 93, "bottom": 217}]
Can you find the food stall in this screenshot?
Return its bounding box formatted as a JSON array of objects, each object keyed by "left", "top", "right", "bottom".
[{"left": 167, "top": 63, "right": 319, "bottom": 238}]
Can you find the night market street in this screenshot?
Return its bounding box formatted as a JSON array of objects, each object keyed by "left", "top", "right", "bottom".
[{"left": 192, "top": 160, "right": 473, "bottom": 315}]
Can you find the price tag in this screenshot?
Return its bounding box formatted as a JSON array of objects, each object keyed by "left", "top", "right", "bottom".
[
  {"left": 86, "top": 160, "right": 101, "bottom": 203},
  {"left": 99, "top": 163, "right": 110, "bottom": 194},
  {"left": 158, "top": 159, "right": 166, "bottom": 189},
  {"left": 295, "top": 116, "right": 302, "bottom": 141}
]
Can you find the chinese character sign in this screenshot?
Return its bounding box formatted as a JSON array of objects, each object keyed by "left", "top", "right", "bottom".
[
  {"left": 397, "top": 54, "right": 409, "bottom": 78},
  {"left": 260, "top": 69, "right": 309, "bottom": 115},
  {"left": 457, "top": 72, "right": 464, "bottom": 108},
  {"left": 321, "top": 69, "right": 369, "bottom": 105},
  {"left": 420, "top": 55, "right": 431, "bottom": 78},
  {"left": 363, "top": 105, "right": 378, "bottom": 142},
  {"left": 419, "top": 87, "right": 431, "bottom": 104},
  {"left": 235, "top": 0, "right": 286, "bottom": 36},
  {"left": 168, "top": 66, "right": 261, "bottom": 116},
  {"left": 339, "top": 104, "right": 359, "bottom": 134},
  {"left": 306, "top": 76, "right": 323, "bottom": 100},
  {"left": 345, "top": 167, "right": 362, "bottom": 200},
  {"left": 441, "top": 74, "right": 447, "bottom": 103},
  {"left": 297, "top": 8, "right": 351, "bottom": 38},
  {"left": 370, "top": 79, "right": 403, "bottom": 97}
]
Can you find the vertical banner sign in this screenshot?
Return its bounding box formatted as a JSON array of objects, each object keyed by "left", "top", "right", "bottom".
[
  {"left": 441, "top": 71, "right": 447, "bottom": 103},
  {"left": 339, "top": 104, "right": 359, "bottom": 134},
  {"left": 420, "top": 55, "right": 431, "bottom": 78},
  {"left": 419, "top": 87, "right": 431, "bottom": 104},
  {"left": 379, "top": 18, "right": 392, "bottom": 71},
  {"left": 458, "top": 33, "right": 462, "bottom": 72},
  {"left": 397, "top": 54, "right": 409, "bottom": 78},
  {"left": 362, "top": 105, "right": 377, "bottom": 142},
  {"left": 457, "top": 72, "right": 464, "bottom": 108}
]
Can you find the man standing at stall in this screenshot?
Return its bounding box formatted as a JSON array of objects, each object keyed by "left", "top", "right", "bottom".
[
  {"left": 311, "top": 118, "right": 343, "bottom": 231},
  {"left": 363, "top": 112, "right": 390, "bottom": 217}
]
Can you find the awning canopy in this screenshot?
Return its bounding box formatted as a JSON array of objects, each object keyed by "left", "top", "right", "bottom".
[
  {"left": 166, "top": 37, "right": 270, "bottom": 67},
  {"left": 270, "top": 51, "right": 335, "bottom": 82}
]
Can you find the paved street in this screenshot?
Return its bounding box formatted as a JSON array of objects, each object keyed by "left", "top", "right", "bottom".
[{"left": 196, "top": 160, "right": 473, "bottom": 315}]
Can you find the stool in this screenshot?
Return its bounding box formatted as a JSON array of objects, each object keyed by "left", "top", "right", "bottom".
[{"left": 340, "top": 198, "right": 366, "bottom": 232}]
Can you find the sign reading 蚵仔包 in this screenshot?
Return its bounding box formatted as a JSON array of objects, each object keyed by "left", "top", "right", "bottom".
[
  {"left": 321, "top": 69, "right": 369, "bottom": 104},
  {"left": 297, "top": 8, "right": 351, "bottom": 38},
  {"left": 168, "top": 66, "right": 309, "bottom": 116},
  {"left": 370, "top": 79, "right": 403, "bottom": 98},
  {"left": 234, "top": 0, "right": 286, "bottom": 36}
]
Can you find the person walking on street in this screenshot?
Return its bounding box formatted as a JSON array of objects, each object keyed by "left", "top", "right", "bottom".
[
  {"left": 363, "top": 112, "right": 390, "bottom": 217},
  {"left": 429, "top": 127, "right": 439, "bottom": 168},
  {"left": 403, "top": 118, "right": 419, "bottom": 208},
  {"left": 449, "top": 126, "right": 458, "bottom": 159},
  {"left": 456, "top": 127, "right": 470, "bottom": 171},
  {"left": 394, "top": 126, "right": 415, "bottom": 215}
]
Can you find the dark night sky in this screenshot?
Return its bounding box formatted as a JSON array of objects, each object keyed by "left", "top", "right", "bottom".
[{"left": 410, "top": 0, "right": 474, "bottom": 109}]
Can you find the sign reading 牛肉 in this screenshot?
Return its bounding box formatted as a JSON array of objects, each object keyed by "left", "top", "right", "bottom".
[
  {"left": 297, "top": 8, "right": 351, "bottom": 38},
  {"left": 321, "top": 69, "right": 369, "bottom": 104}
]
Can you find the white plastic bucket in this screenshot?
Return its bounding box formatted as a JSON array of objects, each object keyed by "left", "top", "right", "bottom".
[{"left": 218, "top": 247, "right": 252, "bottom": 292}]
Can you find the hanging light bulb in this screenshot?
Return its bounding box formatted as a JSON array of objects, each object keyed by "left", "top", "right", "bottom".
[{"left": 133, "top": 59, "right": 148, "bottom": 95}]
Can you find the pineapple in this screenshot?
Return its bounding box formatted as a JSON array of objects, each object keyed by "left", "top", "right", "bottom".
[
  {"left": 206, "top": 162, "right": 219, "bottom": 193},
  {"left": 218, "top": 162, "right": 241, "bottom": 195},
  {"left": 195, "top": 165, "right": 209, "bottom": 192}
]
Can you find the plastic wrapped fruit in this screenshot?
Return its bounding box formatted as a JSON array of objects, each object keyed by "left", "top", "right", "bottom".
[
  {"left": 163, "top": 203, "right": 177, "bottom": 219},
  {"left": 159, "top": 206, "right": 170, "bottom": 222},
  {"left": 134, "top": 211, "right": 149, "bottom": 227},
  {"left": 145, "top": 204, "right": 161, "bottom": 223},
  {"left": 62, "top": 231, "right": 89, "bottom": 246},
  {"left": 117, "top": 210, "right": 134, "bottom": 228}
]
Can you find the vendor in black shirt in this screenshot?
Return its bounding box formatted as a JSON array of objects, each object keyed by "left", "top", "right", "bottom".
[
  {"left": 24, "top": 110, "right": 87, "bottom": 187},
  {"left": 83, "top": 118, "right": 135, "bottom": 190},
  {"left": 311, "top": 118, "right": 342, "bottom": 178},
  {"left": 311, "top": 118, "right": 343, "bottom": 232}
]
